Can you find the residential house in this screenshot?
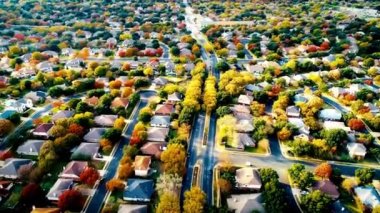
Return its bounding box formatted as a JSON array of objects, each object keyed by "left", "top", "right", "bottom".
[
  {"left": 123, "top": 179, "right": 154, "bottom": 202},
  {"left": 227, "top": 193, "right": 264, "bottom": 213},
  {"left": 65, "top": 59, "right": 84, "bottom": 71},
  {"left": 288, "top": 118, "right": 310, "bottom": 135},
  {"left": 354, "top": 186, "right": 380, "bottom": 210},
  {"left": 134, "top": 156, "right": 151, "bottom": 177},
  {"left": 71, "top": 143, "right": 100, "bottom": 160},
  {"left": 183, "top": 62, "right": 195, "bottom": 72},
  {"left": 319, "top": 109, "right": 342, "bottom": 121},
  {"left": 235, "top": 167, "right": 262, "bottom": 190},
  {"left": 16, "top": 140, "right": 44, "bottom": 156},
  {"left": 59, "top": 161, "right": 88, "bottom": 179},
  {"left": 245, "top": 84, "right": 261, "bottom": 93},
  {"left": 84, "top": 128, "right": 107, "bottom": 143},
  {"left": 237, "top": 94, "right": 253, "bottom": 106},
  {"left": 33, "top": 123, "right": 54, "bottom": 138},
  {"left": 61, "top": 48, "right": 75, "bottom": 57},
  {"left": 155, "top": 103, "right": 174, "bottom": 115},
  {"left": 85, "top": 96, "right": 99, "bottom": 107},
  {"left": 323, "top": 121, "right": 351, "bottom": 132},
  {"left": 42, "top": 51, "right": 59, "bottom": 58},
  {"left": 230, "top": 105, "right": 251, "bottom": 115},
  {"left": 36, "top": 61, "right": 54, "bottom": 72},
  {"left": 312, "top": 180, "right": 340, "bottom": 200},
  {"left": 294, "top": 94, "right": 309, "bottom": 103},
  {"left": 245, "top": 64, "right": 264, "bottom": 74},
  {"left": 235, "top": 133, "right": 256, "bottom": 150},
  {"left": 152, "top": 77, "right": 168, "bottom": 87},
  {"left": 5, "top": 99, "right": 33, "bottom": 113},
  {"left": 347, "top": 143, "right": 367, "bottom": 160},
  {"left": 147, "top": 127, "right": 169, "bottom": 142},
  {"left": 94, "top": 115, "right": 118, "bottom": 127},
  {"left": 111, "top": 97, "right": 129, "bottom": 109},
  {"left": 0, "top": 110, "right": 17, "bottom": 120},
  {"left": 24, "top": 91, "right": 47, "bottom": 104},
  {"left": 118, "top": 204, "right": 147, "bottom": 213},
  {"left": 235, "top": 120, "right": 254, "bottom": 133},
  {"left": 329, "top": 87, "right": 346, "bottom": 98},
  {"left": 52, "top": 110, "right": 75, "bottom": 123},
  {"left": 364, "top": 103, "right": 380, "bottom": 114},
  {"left": 141, "top": 142, "right": 166, "bottom": 159},
  {"left": 286, "top": 106, "right": 300, "bottom": 117},
  {"left": 46, "top": 178, "right": 74, "bottom": 201},
  {"left": 0, "top": 158, "right": 34, "bottom": 179},
  {"left": 167, "top": 92, "right": 182, "bottom": 103},
  {"left": 150, "top": 116, "right": 170, "bottom": 128}
]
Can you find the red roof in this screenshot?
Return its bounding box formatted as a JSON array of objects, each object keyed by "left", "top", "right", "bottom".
[{"left": 155, "top": 104, "right": 174, "bottom": 115}]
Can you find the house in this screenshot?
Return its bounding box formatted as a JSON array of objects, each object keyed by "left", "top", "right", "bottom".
[
  {"left": 235, "top": 167, "right": 262, "bottom": 190},
  {"left": 52, "top": 110, "right": 75, "bottom": 123},
  {"left": 364, "top": 103, "right": 380, "bottom": 114},
  {"left": 245, "top": 64, "right": 264, "bottom": 74},
  {"left": 236, "top": 133, "right": 256, "bottom": 150},
  {"left": 118, "top": 204, "right": 147, "bottom": 213},
  {"left": 0, "top": 110, "right": 17, "bottom": 120},
  {"left": 323, "top": 121, "right": 351, "bottom": 132},
  {"left": 245, "top": 84, "right": 261, "bottom": 93},
  {"left": 230, "top": 105, "right": 251, "bottom": 115},
  {"left": 71, "top": 143, "right": 100, "bottom": 160},
  {"left": 147, "top": 127, "right": 169, "bottom": 142},
  {"left": 94, "top": 115, "right": 118, "bottom": 127},
  {"left": 0, "top": 158, "right": 34, "bottom": 179},
  {"left": 84, "top": 128, "right": 107, "bottom": 143},
  {"left": 294, "top": 94, "right": 309, "bottom": 103},
  {"left": 286, "top": 106, "right": 300, "bottom": 117},
  {"left": 288, "top": 118, "right": 310, "bottom": 135},
  {"left": 33, "top": 123, "right": 54, "bottom": 138},
  {"left": 42, "top": 51, "right": 59, "bottom": 58},
  {"left": 5, "top": 99, "right": 33, "bottom": 113},
  {"left": 235, "top": 120, "right": 254, "bottom": 133},
  {"left": 155, "top": 103, "right": 174, "bottom": 115},
  {"left": 24, "top": 91, "right": 47, "bottom": 104},
  {"left": 227, "top": 193, "right": 264, "bottom": 213},
  {"left": 84, "top": 96, "right": 99, "bottom": 106},
  {"left": 150, "top": 115, "right": 170, "bottom": 128},
  {"left": 141, "top": 142, "right": 166, "bottom": 159},
  {"left": 123, "top": 179, "right": 154, "bottom": 202},
  {"left": 65, "top": 59, "right": 84, "bottom": 71},
  {"left": 354, "top": 186, "right": 380, "bottom": 209},
  {"left": 312, "top": 180, "right": 340, "bottom": 200},
  {"left": 237, "top": 94, "right": 253, "bottom": 105},
  {"left": 152, "top": 77, "right": 168, "bottom": 87},
  {"left": 16, "top": 140, "right": 44, "bottom": 156},
  {"left": 134, "top": 156, "right": 151, "bottom": 177},
  {"left": 167, "top": 92, "right": 182, "bottom": 103},
  {"left": 111, "top": 97, "right": 129, "bottom": 109},
  {"left": 61, "top": 48, "right": 75, "bottom": 57},
  {"left": 329, "top": 87, "right": 346, "bottom": 98},
  {"left": 36, "top": 61, "right": 54, "bottom": 72},
  {"left": 319, "top": 109, "right": 342, "bottom": 121},
  {"left": 46, "top": 178, "right": 74, "bottom": 201},
  {"left": 59, "top": 161, "right": 88, "bottom": 179},
  {"left": 347, "top": 143, "right": 367, "bottom": 160}
]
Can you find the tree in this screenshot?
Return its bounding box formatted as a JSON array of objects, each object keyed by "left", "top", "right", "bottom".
[
  {"left": 156, "top": 192, "right": 181, "bottom": 213},
  {"left": 114, "top": 117, "right": 126, "bottom": 130},
  {"left": 123, "top": 145, "right": 139, "bottom": 158},
  {"left": 263, "top": 180, "right": 286, "bottom": 213},
  {"left": 80, "top": 167, "right": 100, "bottom": 186},
  {"left": 355, "top": 168, "right": 375, "bottom": 184},
  {"left": 300, "top": 190, "right": 332, "bottom": 213},
  {"left": 58, "top": 189, "right": 84, "bottom": 212},
  {"left": 161, "top": 143, "right": 186, "bottom": 175},
  {"left": 297, "top": 171, "right": 314, "bottom": 190},
  {"left": 20, "top": 183, "right": 45, "bottom": 206},
  {"left": 314, "top": 163, "right": 333, "bottom": 179},
  {"left": 320, "top": 129, "right": 347, "bottom": 149},
  {"left": 0, "top": 119, "right": 13, "bottom": 136},
  {"left": 348, "top": 118, "right": 365, "bottom": 131},
  {"left": 184, "top": 187, "right": 206, "bottom": 213},
  {"left": 250, "top": 101, "right": 265, "bottom": 116},
  {"left": 118, "top": 163, "right": 134, "bottom": 180},
  {"left": 277, "top": 127, "right": 292, "bottom": 141},
  {"left": 94, "top": 66, "right": 107, "bottom": 77},
  {"left": 156, "top": 173, "right": 182, "bottom": 196},
  {"left": 68, "top": 123, "right": 85, "bottom": 136},
  {"left": 143, "top": 66, "right": 154, "bottom": 77},
  {"left": 259, "top": 168, "right": 279, "bottom": 184},
  {"left": 341, "top": 178, "right": 357, "bottom": 193},
  {"left": 216, "top": 106, "right": 231, "bottom": 118},
  {"left": 48, "top": 125, "right": 67, "bottom": 138},
  {"left": 203, "top": 76, "right": 217, "bottom": 113},
  {"left": 106, "top": 179, "right": 125, "bottom": 192},
  {"left": 103, "top": 128, "right": 122, "bottom": 143},
  {"left": 218, "top": 178, "right": 232, "bottom": 194}
]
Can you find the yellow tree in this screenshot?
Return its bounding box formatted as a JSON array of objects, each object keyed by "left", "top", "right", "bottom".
[
  {"left": 161, "top": 144, "right": 186, "bottom": 175},
  {"left": 143, "top": 66, "right": 153, "bottom": 77},
  {"left": 156, "top": 192, "right": 180, "bottom": 213},
  {"left": 203, "top": 76, "right": 217, "bottom": 113},
  {"left": 114, "top": 117, "right": 126, "bottom": 130},
  {"left": 184, "top": 187, "right": 206, "bottom": 213}
]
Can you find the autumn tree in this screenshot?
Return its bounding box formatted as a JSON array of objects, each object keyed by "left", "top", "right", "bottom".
[
  {"left": 314, "top": 163, "right": 333, "bottom": 179},
  {"left": 0, "top": 119, "right": 13, "bottom": 136},
  {"left": 20, "top": 183, "right": 45, "bottom": 206},
  {"left": 58, "top": 189, "right": 84, "bottom": 212},
  {"left": 68, "top": 123, "right": 85, "bottom": 136},
  {"left": 156, "top": 192, "right": 181, "bottom": 213},
  {"left": 218, "top": 178, "right": 232, "bottom": 194},
  {"left": 277, "top": 127, "right": 292, "bottom": 141},
  {"left": 79, "top": 167, "right": 100, "bottom": 186},
  {"left": 113, "top": 117, "right": 126, "bottom": 130},
  {"left": 48, "top": 125, "right": 67, "bottom": 138},
  {"left": 106, "top": 179, "right": 125, "bottom": 192},
  {"left": 250, "top": 101, "right": 265, "bottom": 116},
  {"left": 118, "top": 163, "right": 134, "bottom": 180},
  {"left": 348, "top": 118, "right": 365, "bottom": 131},
  {"left": 341, "top": 178, "right": 357, "bottom": 193},
  {"left": 184, "top": 187, "right": 206, "bottom": 213},
  {"left": 300, "top": 190, "right": 332, "bottom": 213},
  {"left": 161, "top": 143, "right": 186, "bottom": 175}
]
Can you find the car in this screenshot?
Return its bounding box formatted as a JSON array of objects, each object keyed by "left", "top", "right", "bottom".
[{"left": 245, "top": 161, "right": 252, "bottom": 167}]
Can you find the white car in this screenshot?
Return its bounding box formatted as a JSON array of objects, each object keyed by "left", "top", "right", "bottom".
[{"left": 245, "top": 162, "right": 252, "bottom": 167}]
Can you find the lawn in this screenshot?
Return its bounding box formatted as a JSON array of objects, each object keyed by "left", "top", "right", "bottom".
[
  {"left": 40, "top": 161, "right": 67, "bottom": 191},
  {"left": 90, "top": 160, "right": 106, "bottom": 170},
  {"left": 244, "top": 146, "right": 267, "bottom": 154}
]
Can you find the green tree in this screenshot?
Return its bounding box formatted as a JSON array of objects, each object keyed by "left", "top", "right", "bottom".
[
  {"left": 300, "top": 190, "right": 332, "bottom": 213},
  {"left": 355, "top": 168, "right": 375, "bottom": 184}
]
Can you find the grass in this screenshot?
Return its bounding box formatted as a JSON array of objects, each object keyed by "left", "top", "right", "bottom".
[
  {"left": 244, "top": 146, "right": 267, "bottom": 154},
  {"left": 40, "top": 161, "right": 67, "bottom": 191},
  {"left": 1, "top": 184, "right": 22, "bottom": 210},
  {"left": 163, "top": 76, "right": 184, "bottom": 83},
  {"left": 90, "top": 160, "right": 106, "bottom": 170}
]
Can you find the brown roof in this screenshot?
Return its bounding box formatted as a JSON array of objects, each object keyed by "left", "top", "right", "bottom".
[
  {"left": 112, "top": 97, "right": 129, "bottom": 108},
  {"left": 141, "top": 142, "right": 165, "bottom": 159},
  {"left": 85, "top": 96, "right": 99, "bottom": 106},
  {"left": 134, "top": 156, "right": 151, "bottom": 171},
  {"left": 34, "top": 123, "right": 54, "bottom": 133},
  {"left": 155, "top": 104, "right": 174, "bottom": 115},
  {"left": 312, "top": 180, "right": 340, "bottom": 200}
]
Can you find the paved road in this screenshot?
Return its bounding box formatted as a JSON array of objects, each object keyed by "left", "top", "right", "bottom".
[{"left": 85, "top": 90, "right": 156, "bottom": 213}]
